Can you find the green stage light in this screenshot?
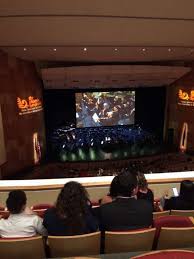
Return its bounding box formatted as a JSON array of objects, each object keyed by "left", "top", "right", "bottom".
[{"left": 89, "top": 148, "right": 96, "bottom": 160}]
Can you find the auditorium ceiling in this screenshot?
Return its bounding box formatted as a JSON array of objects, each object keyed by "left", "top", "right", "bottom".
[
  {"left": 1, "top": 0, "right": 194, "bottom": 62},
  {"left": 42, "top": 65, "right": 191, "bottom": 89}
]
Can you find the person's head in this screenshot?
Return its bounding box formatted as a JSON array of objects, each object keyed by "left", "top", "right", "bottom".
[
  {"left": 137, "top": 172, "right": 148, "bottom": 191},
  {"left": 6, "top": 190, "right": 27, "bottom": 214},
  {"left": 180, "top": 180, "right": 194, "bottom": 200},
  {"left": 109, "top": 175, "right": 119, "bottom": 198},
  {"left": 115, "top": 170, "right": 138, "bottom": 197},
  {"left": 55, "top": 181, "right": 89, "bottom": 232}
]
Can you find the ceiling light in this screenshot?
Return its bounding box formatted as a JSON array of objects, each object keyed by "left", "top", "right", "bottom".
[
  {"left": 190, "top": 49, "right": 194, "bottom": 53},
  {"left": 83, "top": 48, "right": 87, "bottom": 51},
  {"left": 114, "top": 48, "right": 118, "bottom": 51},
  {"left": 23, "top": 48, "right": 27, "bottom": 51},
  {"left": 142, "top": 48, "right": 146, "bottom": 52},
  {"left": 53, "top": 48, "right": 57, "bottom": 51},
  {"left": 168, "top": 48, "right": 172, "bottom": 52}
]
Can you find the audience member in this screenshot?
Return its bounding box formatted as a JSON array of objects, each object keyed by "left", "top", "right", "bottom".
[
  {"left": 137, "top": 172, "right": 154, "bottom": 207},
  {"left": 100, "top": 175, "right": 119, "bottom": 204},
  {"left": 97, "top": 170, "right": 153, "bottom": 231},
  {"left": 0, "top": 190, "right": 46, "bottom": 238},
  {"left": 43, "top": 181, "right": 98, "bottom": 235},
  {"left": 164, "top": 180, "right": 194, "bottom": 210}
]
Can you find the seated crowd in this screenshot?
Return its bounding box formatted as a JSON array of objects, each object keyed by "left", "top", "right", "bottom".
[{"left": 0, "top": 170, "right": 194, "bottom": 239}]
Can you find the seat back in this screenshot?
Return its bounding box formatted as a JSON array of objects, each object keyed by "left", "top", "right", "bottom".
[
  {"left": 105, "top": 228, "right": 156, "bottom": 253},
  {"left": 48, "top": 231, "right": 100, "bottom": 257},
  {"left": 170, "top": 210, "right": 194, "bottom": 217},
  {"left": 0, "top": 236, "right": 45, "bottom": 259},
  {"left": 0, "top": 210, "right": 10, "bottom": 219},
  {"left": 153, "top": 211, "right": 170, "bottom": 219},
  {"left": 31, "top": 203, "right": 53, "bottom": 210},
  {"left": 33, "top": 209, "right": 46, "bottom": 218},
  {"left": 157, "top": 227, "right": 194, "bottom": 250}
]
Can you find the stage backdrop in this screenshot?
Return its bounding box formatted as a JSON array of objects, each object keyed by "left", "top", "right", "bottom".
[
  {"left": 44, "top": 87, "right": 166, "bottom": 160},
  {"left": 0, "top": 51, "right": 45, "bottom": 179}
]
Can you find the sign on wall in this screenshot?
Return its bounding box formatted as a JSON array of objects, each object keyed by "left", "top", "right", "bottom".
[
  {"left": 17, "top": 96, "right": 43, "bottom": 115},
  {"left": 178, "top": 89, "right": 194, "bottom": 107}
]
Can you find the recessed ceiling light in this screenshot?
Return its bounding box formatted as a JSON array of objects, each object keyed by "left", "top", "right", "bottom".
[
  {"left": 83, "top": 48, "right": 87, "bottom": 51},
  {"left": 142, "top": 48, "right": 146, "bottom": 52},
  {"left": 114, "top": 48, "right": 118, "bottom": 51},
  {"left": 168, "top": 48, "right": 172, "bottom": 52},
  {"left": 190, "top": 49, "right": 194, "bottom": 53},
  {"left": 23, "top": 48, "right": 27, "bottom": 51},
  {"left": 53, "top": 48, "right": 57, "bottom": 51}
]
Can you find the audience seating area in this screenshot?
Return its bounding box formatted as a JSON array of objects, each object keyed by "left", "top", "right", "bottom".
[
  {"left": 16, "top": 152, "right": 194, "bottom": 179},
  {"left": 1, "top": 225, "right": 194, "bottom": 258},
  {"left": 1, "top": 203, "right": 194, "bottom": 258}
]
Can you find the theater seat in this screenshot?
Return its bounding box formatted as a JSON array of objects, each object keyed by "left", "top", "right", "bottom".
[
  {"left": 0, "top": 206, "right": 5, "bottom": 211},
  {"left": 170, "top": 210, "right": 194, "bottom": 217},
  {"left": 0, "top": 210, "right": 10, "bottom": 219},
  {"left": 31, "top": 204, "right": 54, "bottom": 218},
  {"left": 104, "top": 228, "right": 156, "bottom": 253},
  {"left": 132, "top": 249, "right": 194, "bottom": 258},
  {"left": 0, "top": 236, "right": 45, "bottom": 259},
  {"left": 31, "top": 203, "right": 53, "bottom": 210},
  {"left": 48, "top": 231, "right": 100, "bottom": 257},
  {"left": 153, "top": 215, "right": 194, "bottom": 228},
  {"left": 153, "top": 211, "right": 170, "bottom": 219},
  {"left": 32, "top": 209, "right": 46, "bottom": 218},
  {"left": 153, "top": 215, "right": 194, "bottom": 249},
  {"left": 157, "top": 227, "right": 194, "bottom": 250}
]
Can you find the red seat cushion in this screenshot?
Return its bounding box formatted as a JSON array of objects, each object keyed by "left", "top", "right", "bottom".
[
  {"left": 153, "top": 215, "right": 193, "bottom": 228},
  {"left": 31, "top": 204, "right": 53, "bottom": 210},
  {"left": 134, "top": 250, "right": 194, "bottom": 258}
]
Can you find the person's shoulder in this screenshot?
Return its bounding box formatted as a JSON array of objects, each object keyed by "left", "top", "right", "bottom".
[
  {"left": 136, "top": 198, "right": 153, "bottom": 210},
  {"left": 44, "top": 207, "right": 56, "bottom": 215},
  {"left": 148, "top": 189, "right": 154, "bottom": 195},
  {"left": 100, "top": 199, "right": 116, "bottom": 210},
  {"left": 101, "top": 195, "right": 113, "bottom": 205}
]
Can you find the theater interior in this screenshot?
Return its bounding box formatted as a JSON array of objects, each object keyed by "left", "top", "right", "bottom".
[{"left": 1, "top": 1, "right": 194, "bottom": 258}]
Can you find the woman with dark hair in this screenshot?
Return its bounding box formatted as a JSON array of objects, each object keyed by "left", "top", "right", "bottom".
[
  {"left": 43, "top": 181, "right": 98, "bottom": 235},
  {"left": 0, "top": 190, "right": 46, "bottom": 238},
  {"left": 136, "top": 172, "right": 154, "bottom": 206},
  {"left": 164, "top": 180, "right": 194, "bottom": 210},
  {"left": 100, "top": 175, "right": 119, "bottom": 204}
]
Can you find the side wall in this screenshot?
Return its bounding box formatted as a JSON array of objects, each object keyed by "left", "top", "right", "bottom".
[
  {"left": 167, "top": 68, "right": 194, "bottom": 151},
  {"left": 0, "top": 51, "right": 45, "bottom": 178}
]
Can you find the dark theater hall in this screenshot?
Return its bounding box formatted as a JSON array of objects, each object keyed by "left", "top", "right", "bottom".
[{"left": 1, "top": 1, "right": 194, "bottom": 258}]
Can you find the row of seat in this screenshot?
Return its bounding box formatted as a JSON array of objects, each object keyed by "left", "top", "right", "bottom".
[
  {"left": 1, "top": 226, "right": 194, "bottom": 258},
  {"left": 1, "top": 202, "right": 194, "bottom": 219}
]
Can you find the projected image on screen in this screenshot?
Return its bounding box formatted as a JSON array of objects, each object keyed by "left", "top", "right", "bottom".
[{"left": 76, "top": 91, "right": 135, "bottom": 127}]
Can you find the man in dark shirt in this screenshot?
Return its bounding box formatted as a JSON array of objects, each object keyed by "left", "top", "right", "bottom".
[{"left": 98, "top": 171, "right": 153, "bottom": 231}]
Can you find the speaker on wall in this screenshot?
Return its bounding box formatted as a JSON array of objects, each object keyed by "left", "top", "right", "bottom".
[{"left": 0, "top": 105, "right": 6, "bottom": 166}]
